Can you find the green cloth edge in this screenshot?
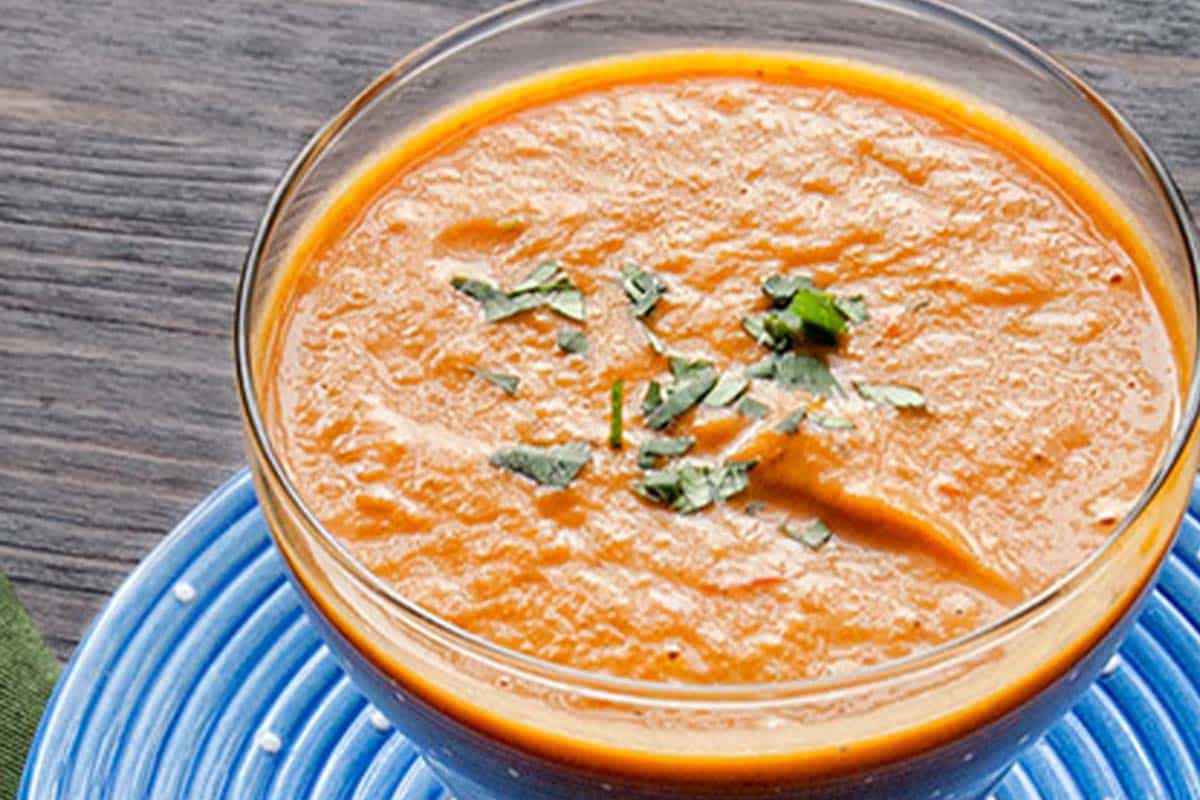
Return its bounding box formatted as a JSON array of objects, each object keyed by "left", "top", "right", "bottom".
[{"left": 0, "top": 573, "right": 59, "bottom": 800}]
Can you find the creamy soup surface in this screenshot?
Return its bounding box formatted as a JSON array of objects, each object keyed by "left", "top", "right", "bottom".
[{"left": 260, "top": 53, "right": 1180, "bottom": 684}]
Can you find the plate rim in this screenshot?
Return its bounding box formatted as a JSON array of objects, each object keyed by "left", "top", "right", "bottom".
[{"left": 18, "top": 469, "right": 257, "bottom": 800}]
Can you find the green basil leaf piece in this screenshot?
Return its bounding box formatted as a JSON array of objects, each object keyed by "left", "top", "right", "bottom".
[
  {"left": 489, "top": 441, "right": 592, "bottom": 488},
  {"left": 855, "top": 382, "right": 927, "bottom": 410}
]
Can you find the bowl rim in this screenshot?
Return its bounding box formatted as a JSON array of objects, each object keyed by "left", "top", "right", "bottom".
[{"left": 234, "top": 0, "right": 1200, "bottom": 704}]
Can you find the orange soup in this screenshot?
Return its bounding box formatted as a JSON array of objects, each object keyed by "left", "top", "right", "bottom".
[{"left": 257, "top": 52, "right": 1181, "bottom": 686}]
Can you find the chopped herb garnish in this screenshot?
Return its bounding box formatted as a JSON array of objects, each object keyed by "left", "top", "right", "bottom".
[
  {"left": 489, "top": 441, "right": 591, "bottom": 488},
  {"left": 609, "top": 378, "right": 625, "bottom": 449},
  {"left": 745, "top": 501, "right": 768, "bottom": 516},
  {"left": 763, "top": 309, "right": 805, "bottom": 347},
  {"left": 742, "top": 313, "right": 791, "bottom": 351},
  {"left": 745, "top": 353, "right": 843, "bottom": 398},
  {"left": 737, "top": 396, "right": 769, "bottom": 419},
  {"left": 783, "top": 519, "right": 834, "bottom": 550},
  {"left": 787, "top": 288, "right": 847, "bottom": 344},
  {"left": 452, "top": 262, "right": 585, "bottom": 322},
  {"left": 636, "top": 469, "right": 689, "bottom": 507},
  {"left": 704, "top": 372, "right": 750, "bottom": 407},
  {"left": 642, "top": 380, "right": 663, "bottom": 415},
  {"left": 468, "top": 367, "right": 519, "bottom": 396},
  {"left": 742, "top": 314, "right": 767, "bottom": 345},
  {"left": 668, "top": 356, "right": 709, "bottom": 379},
  {"left": 762, "top": 273, "right": 815, "bottom": 307},
  {"left": 639, "top": 322, "right": 670, "bottom": 355},
  {"left": 556, "top": 329, "right": 588, "bottom": 354},
  {"left": 712, "top": 460, "right": 756, "bottom": 503},
  {"left": 744, "top": 354, "right": 777, "bottom": 379},
  {"left": 452, "top": 276, "right": 540, "bottom": 322},
  {"left": 774, "top": 408, "right": 807, "bottom": 434},
  {"left": 620, "top": 263, "right": 668, "bottom": 318},
  {"left": 634, "top": 460, "right": 756, "bottom": 514},
  {"left": 510, "top": 261, "right": 568, "bottom": 295},
  {"left": 646, "top": 360, "right": 717, "bottom": 429},
  {"left": 546, "top": 288, "right": 586, "bottom": 321},
  {"left": 834, "top": 295, "right": 869, "bottom": 324},
  {"left": 677, "top": 466, "right": 714, "bottom": 512},
  {"left": 747, "top": 278, "right": 866, "bottom": 348},
  {"left": 773, "top": 353, "right": 843, "bottom": 397},
  {"left": 809, "top": 413, "right": 855, "bottom": 430},
  {"left": 637, "top": 436, "right": 695, "bottom": 469},
  {"left": 450, "top": 276, "right": 500, "bottom": 303},
  {"left": 855, "top": 382, "right": 927, "bottom": 410}
]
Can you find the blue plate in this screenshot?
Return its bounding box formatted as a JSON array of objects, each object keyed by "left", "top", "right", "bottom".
[{"left": 20, "top": 470, "right": 1200, "bottom": 798}]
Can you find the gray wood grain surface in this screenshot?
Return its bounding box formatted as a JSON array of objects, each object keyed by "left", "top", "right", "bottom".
[{"left": 1, "top": 0, "right": 1197, "bottom": 661}]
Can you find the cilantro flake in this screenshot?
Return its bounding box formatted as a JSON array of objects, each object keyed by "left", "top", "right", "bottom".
[
  {"left": 646, "top": 361, "right": 717, "bottom": 429},
  {"left": 489, "top": 441, "right": 591, "bottom": 488},
  {"left": 704, "top": 372, "right": 750, "bottom": 407},
  {"left": 639, "top": 322, "right": 670, "bottom": 355},
  {"left": 774, "top": 408, "right": 807, "bottom": 434},
  {"left": 451, "top": 277, "right": 540, "bottom": 322},
  {"left": 809, "top": 413, "right": 855, "bottom": 430},
  {"left": 742, "top": 313, "right": 791, "bottom": 351},
  {"left": 620, "top": 263, "right": 668, "bottom": 318},
  {"left": 762, "top": 273, "right": 815, "bottom": 307},
  {"left": 556, "top": 329, "right": 588, "bottom": 354},
  {"left": 744, "top": 354, "right": 777, "bottom": 379},
  {"left": 737, "top": 396, "right": 769, "bottom": 419},
  {"left": 835, "top": 295, "right": 869, "bottom": 324},
  {"left": 510, "top": 261, "right": 569, "bottom": 295},
  {"left": 452, "top": 262, "right": 585, "bottom": 323},
  {"left": 634, "top": 460, "right": 756, "bottom": 514},
  {"left": 783, "top": 519, "right": 834, "bottom": 550},
  {"left": 468, "top": 367, "right": 519, "bottom": 396},
  {"left": 546, "top": 288, "right": 586, "bottom": 321},
  {"left": 855, "top": 382, "right": 927, "bottom": 410},
  {"left": 773, "top": 353, "right": 843, "bottom": 397},
  {"left": 637, "top": 436, "right": 695, "bottom": 469}
]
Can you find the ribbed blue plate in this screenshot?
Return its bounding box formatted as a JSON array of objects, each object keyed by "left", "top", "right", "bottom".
[{"left": 20, "top": 470, "right": 1200, "bottom": 799}]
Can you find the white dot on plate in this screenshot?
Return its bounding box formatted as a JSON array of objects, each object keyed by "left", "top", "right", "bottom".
[
  {"left": 368, "top": 709, "right": 390, "bottom": 732},
  {"left": 1102, "top": 655, "right": 1121, "bottom": 677},
  {"left": 507, "top": 767, "right": 520, "bottom": 779},
  {"left": 257, "top": 730, "right": 282, "bottom": 754},
  {"left": 172, "top": 581, "right": 196, "bottom": 603},
  {"left": 962, "top": 751, "right": 975, "bottom": 763},
  {"left": 600, "top": 784, "right": 613, "bottom": 792},
  {"left": 1018, "top": 734, "right": 1031, "bottom": 746}
]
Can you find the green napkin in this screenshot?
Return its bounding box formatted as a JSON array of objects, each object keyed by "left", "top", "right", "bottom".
[{"left": 0, "top": 573, "right": 59, "bottom": 800}]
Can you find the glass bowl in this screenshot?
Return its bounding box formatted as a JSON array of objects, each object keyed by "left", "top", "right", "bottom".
[{"left": 235, "top": 1, "right": 1200, "bottom": 797}]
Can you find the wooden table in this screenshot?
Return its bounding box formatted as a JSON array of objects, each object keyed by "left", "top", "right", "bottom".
[{"left": 2, "top": 0, "right": 1198, "bottom": 660}]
